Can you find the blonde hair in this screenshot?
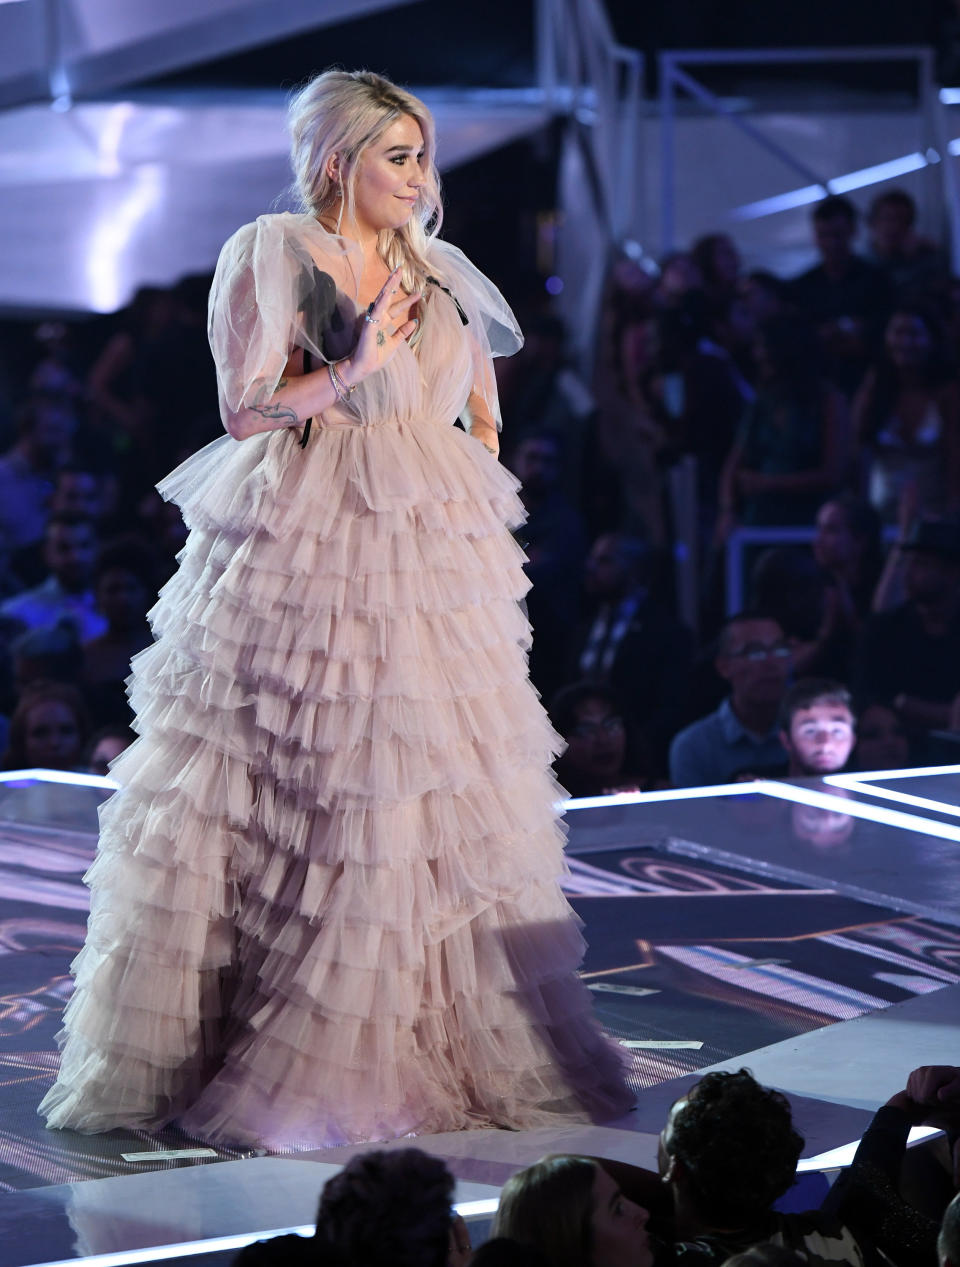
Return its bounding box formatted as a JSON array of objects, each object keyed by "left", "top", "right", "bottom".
[
  {"left": 491, "top": 1156, "right": 597, "bottom": 1267},
  {"left": 288, "top": 69, "right": 443, "bottom": 296}
]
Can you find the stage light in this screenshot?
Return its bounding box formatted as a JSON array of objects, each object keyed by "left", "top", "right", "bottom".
[
  {"left": 754, "top": 779, "right": 960, "bottom": 842},
  {"left": 28, "top": 1196, "right": 501, "bottom": 1267},
  {"left": 824, "top": 765, "right": 960, "bottom": 818},
  {"left": 732, "top": 150, "right": 946, "bottom": 222},
  {"left": 562, "top": 783, "right": 754, "bottom": 811},
  {"left": 0, "top": 768, "right": 117, "bottom": 789}
]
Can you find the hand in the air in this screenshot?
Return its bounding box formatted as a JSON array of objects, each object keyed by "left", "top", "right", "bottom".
[{"left": 347, "top": 267, "right": 420, "bottom": 383}]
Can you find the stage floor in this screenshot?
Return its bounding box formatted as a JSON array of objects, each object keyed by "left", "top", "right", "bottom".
[{"left": 1, "top": 768, "right": 959, "bottom": 1267}]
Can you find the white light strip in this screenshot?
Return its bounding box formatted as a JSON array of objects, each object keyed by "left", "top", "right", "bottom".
[
  {"left": 828, "top": 151, "right": 929, "bottom": 193},
  {"left": 824, "top": 779, "right": 960, "bottom": 819},
  {"left": 753, "top": 780, "right": 960, "bottom": 843},
  {"left": 732, "top": 149, "right": 950, "bottom": 222},
  {"left": 941, "top": 87, "right": 960, "bottom": 104},
  {"left": 562, "top": 783, "right": 754, "bottom": 811},
  {"left": 25, "top": 1227, "right": 315, "bottom": 1267},
  {"left": 731, "top": 183, "right": 826, "bottom": 220},
  {"left": 798, "top": 1125, "right": 941, "bottom": 1171},
  {"left": 827, "top": 764, "right": 960, "bottom": 784},
  {"left": 0, "top": 768, "right": 117, "bottom": 790},
  {"left": 26, "top": 1198, "right": 501, "bottom": 1267}
]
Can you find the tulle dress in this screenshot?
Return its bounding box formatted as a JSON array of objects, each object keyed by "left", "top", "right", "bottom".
[{"left": 38, "top": 213, "right": 632, "bottom": 1149}]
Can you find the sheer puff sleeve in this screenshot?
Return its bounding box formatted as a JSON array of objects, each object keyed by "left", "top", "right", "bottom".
[
  {"left": 427, "top": 239, "right": 523, "bottom": 433},
  {"left": 208, "top": 214, "right": 337, "bottom": 427}
]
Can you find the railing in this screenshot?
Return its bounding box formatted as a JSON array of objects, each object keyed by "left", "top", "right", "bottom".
[{"left": 724, "top": 524, "right": 899, "bottom": 616}]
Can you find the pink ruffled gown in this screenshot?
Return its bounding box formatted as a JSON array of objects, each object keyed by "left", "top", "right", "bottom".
[{"left": 38, "top": 213, "right": 632, "bottom": 1148}]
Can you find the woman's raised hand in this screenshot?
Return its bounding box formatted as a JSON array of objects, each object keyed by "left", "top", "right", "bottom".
[{"left": 345, "top": 267, "right": 420, "bottom": 385}]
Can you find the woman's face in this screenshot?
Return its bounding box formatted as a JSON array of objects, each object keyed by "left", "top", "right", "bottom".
[
  {"left": 813, "top": 501, "right": 858, "bottom": 572},
  {"left": 886, "top": 312, "right": 931, "bottom": 369},
  {"left": 563, "top": 698, "right": 626, "bottom": 783},
  {"left": 348, "top": 114, "right": 426, "bottom": 239},
  {"left": 590, "top": 1164, "right": 652, "bottom": 1267},
  {"left": 24, "top": 699, "right": 81, "bottom": 769}
]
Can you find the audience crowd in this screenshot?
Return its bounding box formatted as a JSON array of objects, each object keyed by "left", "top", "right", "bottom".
[
  {"left": 0, "top": 188, "right": 959, "bottom": 786},
  {"left": 233, "top": 1060, "right": 960, "bottom": 1266}
]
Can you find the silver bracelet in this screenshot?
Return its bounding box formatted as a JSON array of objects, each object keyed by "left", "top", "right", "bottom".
[{"left": 328, "top": 360, "right": 356, "bottom": 403}]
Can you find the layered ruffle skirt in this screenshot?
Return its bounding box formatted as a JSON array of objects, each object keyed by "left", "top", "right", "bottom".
[{"left": 39, "top": 415, "right": 632, "bottom": 1148}]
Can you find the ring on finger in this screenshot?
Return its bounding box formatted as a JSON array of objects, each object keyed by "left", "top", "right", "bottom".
[{"left": 364, "top": 312, "right": 381, "bottom": 325}]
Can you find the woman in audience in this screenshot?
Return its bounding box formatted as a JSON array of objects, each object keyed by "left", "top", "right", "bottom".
[
  {"left": 1, "top": 679, "right": 89, "bottom": 771},
  {"left": 717, "top": 314, "right": 846, "bottom": 537},
  {"left": 854, "top": 306, "right": 960, "bottom": 524},
  {"left": 768, "top": 493, "right": 883, "bottom": 678},
  {"left": 550, "top": 681, "right": 656, "bottom": 798},
  {"left": 493, "top": 1154, "right": 654, "bottom": 1267}
]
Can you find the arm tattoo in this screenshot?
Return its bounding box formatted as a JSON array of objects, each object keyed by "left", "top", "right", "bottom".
[
  {"left": 249, "top": 377, "right": 299, "bottom": 425},
  {"left": 250, "top": 400, "right": 300, "bottom": 424}
]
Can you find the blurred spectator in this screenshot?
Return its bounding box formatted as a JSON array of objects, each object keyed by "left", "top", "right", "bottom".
[
  {"left": 943, "top": 1194, "right": 960, "bottom": 1267},
  {"left": 660, "top": 1069, "right": 864, "bottom": 1267},
  {"left": 865, "top": 189, "right": 949, "bottom": 302},
  {"left": 570, "top": 532, "right": 693, "bottom": 766},
  {"left": 812, "top": 494, "right": 884, "bottom": 617},
  {"left": 778, "top": 679, "right": 856, "bottom": 778},
  {"left": 232, "top": 1234, "right": 316, "bottom": 1267},
  {"left": 749, "top": 548, "right": 827, "bottom": 649},
  {"left": 739, "top": 271, "right": 791, "bottom": 328},
  {"left": 691, "top": 233, "right": 742, "bottom": 307},
  {"left": 11, "top": 619, "right": 83, "bottom": 692},
  {"left": 493, "top": 1154, "right": 653, "bottom": 1267},
  {"left": 85, "top": 724, "right": 135, "bottom": 777},
  {"left": 717, "top": 314, "right": 845, "bottom": 535},
  {"left": 593, "top": 256, "right": 662, "bottom": 542},
  {"left": 29, "top": 321, "right": 84, "bottom": 401},
  {"left": 51, "top": 465, "right": 105, "bottom": 520},
  {"left": 669, "top": 613, "right": 792, "bottom": 787},
  {"left": 764, "top": 495, "right": 884, "bottom": 680},
  {"left": 495, "top": 315, "right": 595, "bottom": 507},
  {"left": 854, "top": 700, "right": 911, "bottom": 771},
  {"left": 550, "top": 681, "right": 652, "bottom": 797},
  {"left": 790, "top": 196, "right": 891, "bottom": 396},
  {"left": 0, "top": 513, "right": 106, "bottom": 643},
  {"left": 82, "top": 536, "right": 157, "bottom": 726},
  {"left": 87, "top": 284, "right": 214, "bottom": 483},
  {"left": 0, "top": 394, "right": 76, "bottom": 553},
  {"left": 313, "top": 1148, "right": 454, "bottom": 1267},
  {"left": 470, "top": 1238, "right": 549, "bottom": 1267},
  {"left": 826, "top": 1065, "right": 960, "bottom": 1267},
  {"left": 655, "top": 251, "right": 702, "bottom": 311},
  {"left": 855, "top": 518, "right": 960, "bottom": 741},
  {"left": 507, "top": 429, "right": 587, "bottom": 701},
  {"left": 2, "top": 680, "right": 89, "bottom": 771},
  {"left": 853, "top": 306, "right": 960, "bottom": 525},
  {"left": 134, "top": 491, "right": 189, "bottom": 581}
]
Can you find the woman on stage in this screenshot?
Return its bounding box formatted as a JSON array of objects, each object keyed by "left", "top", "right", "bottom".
[{"left": 39, "top": 69, "right": 632, "bottom": 1149}]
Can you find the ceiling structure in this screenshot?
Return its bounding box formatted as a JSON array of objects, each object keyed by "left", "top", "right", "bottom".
[{"left": 0, "top": 0, "right": 551, "bottom": 312}]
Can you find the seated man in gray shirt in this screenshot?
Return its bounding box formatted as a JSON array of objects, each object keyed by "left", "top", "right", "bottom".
[{"left": 669, "top": 612, "right": 793, "bottom": 787}]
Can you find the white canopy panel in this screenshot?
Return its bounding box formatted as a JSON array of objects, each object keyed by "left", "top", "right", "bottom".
[{"left": 0, "top": 89, "right": 548, "bottom": 312}]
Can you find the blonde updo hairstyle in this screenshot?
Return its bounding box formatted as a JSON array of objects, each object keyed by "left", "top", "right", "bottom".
[{"left": 289, "top": 69, "right": 443, "bottom": 300}]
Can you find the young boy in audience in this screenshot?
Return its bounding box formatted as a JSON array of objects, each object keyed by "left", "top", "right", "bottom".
[{"left": 778, "top": 679, "right": 856, "bottom": 778}]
